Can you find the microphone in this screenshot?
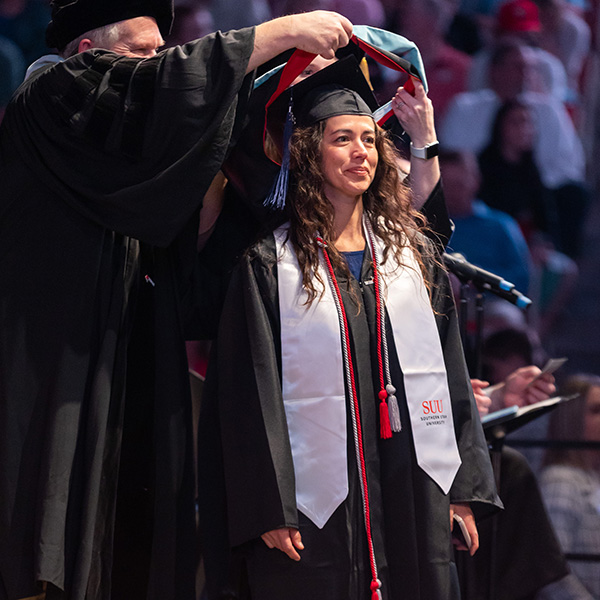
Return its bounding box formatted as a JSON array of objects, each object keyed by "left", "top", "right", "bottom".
[
  {"left": 489, "top": 286, "right": 532, "bottom": 310},
  {"left": 443, "top": 253, "right": 514, "bottom": 292},
  {"left": 443, "top": 253, "right": 532, "bottom": 309}
]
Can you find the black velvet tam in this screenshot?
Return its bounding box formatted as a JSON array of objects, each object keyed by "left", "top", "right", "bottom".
[
  {"left": 46, "top": 0, "right": 174, "bottom": 49},
  {"left": 298, "top": 84, "right": 373, "bottom": 127}
]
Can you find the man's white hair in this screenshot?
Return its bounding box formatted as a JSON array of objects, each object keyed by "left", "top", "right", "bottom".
[{"left": 60, "top": 21, "right": 124, "bottom": 58}]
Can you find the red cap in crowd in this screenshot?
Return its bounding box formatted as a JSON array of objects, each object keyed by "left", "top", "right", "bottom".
[{"left": 497, "top": 0, "right": 541, "bottom": 33}]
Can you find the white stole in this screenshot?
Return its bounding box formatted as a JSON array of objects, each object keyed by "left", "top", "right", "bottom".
[{"left": 275, "top": 223, "right": 461, "bottom": 529}]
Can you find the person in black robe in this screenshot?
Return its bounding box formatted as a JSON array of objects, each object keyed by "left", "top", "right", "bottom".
[
  {"left": 198, "top": 73, "right": 501, "bottom": 600},
  {"left": 0, "top": 2, "right": 355, "bottom": 599}
]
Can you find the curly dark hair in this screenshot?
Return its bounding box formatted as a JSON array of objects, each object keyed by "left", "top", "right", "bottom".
[{"left": 285, "top": 118, "right": 433, "bottom": 304}]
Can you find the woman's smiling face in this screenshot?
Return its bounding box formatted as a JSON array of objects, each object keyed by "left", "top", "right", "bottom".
[{"left": 320, "top": 114, "right": 378, "bottom": 203}]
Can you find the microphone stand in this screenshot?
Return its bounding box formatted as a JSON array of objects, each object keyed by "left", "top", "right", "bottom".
[
  {"left": 474, "top": 287, "right": 485, "bottom": 380},
  {"left": 444, "top": 255, "right": 531, "bottom": 600},
  {"left": 455, "top": 277, "right": 489, "bottom": 380}
]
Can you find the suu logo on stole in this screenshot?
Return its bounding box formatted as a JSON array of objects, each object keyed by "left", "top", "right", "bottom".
[{"left": 421, "top": 399, "right": 444, "bottom": 415}]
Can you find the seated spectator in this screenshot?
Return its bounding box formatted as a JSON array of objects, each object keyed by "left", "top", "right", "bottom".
[
  {"left": 467, "top": 0, "right": 568, "bottom": 102},
  {"left": 381, "top": 0, "right": 471, "bottom": 121},
  {"left": 536, "top": 0, "right": 591, "bottom": 105},
  {"left": 0, "top": 0, "right": 50, "bottom": 66},
  {"left": 440, "top": 149, "right": 531, "bottom": 295},
  {"left": 442, "top": 41, "right": 582, "bottom": 185},
  {"left": 481, "top": 328, "right": 543, "bottom": 394},
  {"left": 540, "top": 374, "right": 600, "bottom": 599},
  {"left": 476, "top": 99, "right": 579, "bottom": 334},
  {"left": 0, "top": 33, "right": 25, "bottom": 123},
  {"left": 482, "top": 300, "right": 529, "bottom": 339},
  {"left": 478, "top": 99, "right": 555, "bottom": 242},
  {"left": 167, "top": 2, "right": 215, "bottom": 46},
  {"left": 441, "top": 41, "right": 588, "bottom": 256},
  {"left": 272, "top": 0, "right": 385, "bottom": 27},
  {"left": 210, "top": 0, "right": 272, "bottom": 31},
  {"left": 330, "top": 0, "right": 385, "bottom": 27},
  {"left": 480, "top": 327, "right": 549, "bottom": 472},
  {"left": 445, "top": 0, "right": 486, "bottom": 56},
  {"left": 528, "top": 232, "right": 578, "bottom": 342}
]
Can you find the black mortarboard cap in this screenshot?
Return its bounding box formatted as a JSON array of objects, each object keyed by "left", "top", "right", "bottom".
[
  {"left": 46, "top": 0, "right": 174, "bottom": 50},
  {"left": 266, "top": 54, "right": 379, "bottom": 156}
]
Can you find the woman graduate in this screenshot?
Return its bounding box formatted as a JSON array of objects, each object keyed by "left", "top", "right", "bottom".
[{"left": 198, "top": 61, "right": 500, "bottom": 600}]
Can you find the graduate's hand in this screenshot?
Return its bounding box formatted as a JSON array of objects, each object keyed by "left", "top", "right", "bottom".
[
  {"left": 450, "top": 503, "right": 479, "bottom": 556},
  {"left": 391, "top": 80, "right": 437, "bottom": 148},
  {"left": 392, "top": 79, "right": 440, "bottom": 209},
  {"left": 261, "top": 527, "right": 304, "bottom": 561},
  {"left": 289, "top": 11, "right": 353, "bottom": 60},
  {"left": 471, "top": 379, "right": 492, "bottom": 417}
]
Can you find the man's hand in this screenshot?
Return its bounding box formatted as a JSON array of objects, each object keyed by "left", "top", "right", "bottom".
[
  {"left": 288, "top": 11, "right": 352, "bottom": 59},
  {"left": 261, "top": 527, "right": 304, "bottom": 561},
  {"left": 500, "top": 366, "right": 556, "bottom": 408},
  {"left": 248, "top": 11, "right": 352, "bottom": 73},
  {"left": 450, "top": 503, "right": 479, "bottom": 556}
]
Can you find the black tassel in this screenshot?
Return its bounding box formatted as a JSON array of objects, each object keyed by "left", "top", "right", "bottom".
[{"left": 264, "top": 97, "right": 294, "bottom": 209}]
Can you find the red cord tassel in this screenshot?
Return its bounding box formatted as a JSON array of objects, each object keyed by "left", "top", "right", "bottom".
[
  {"left": 378, "top": 390, "right": 392, "bottom": 439},
  {"left": 370, "top": 578, "right": 383, "bottom": 599}
]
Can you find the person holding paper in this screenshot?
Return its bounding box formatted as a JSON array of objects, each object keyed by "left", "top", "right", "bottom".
[{"left": 471, "top": 364, "right": 557, "bottom": 416}]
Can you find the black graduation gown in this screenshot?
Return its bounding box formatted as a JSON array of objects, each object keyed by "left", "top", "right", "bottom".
[
  {"left": 198, "top": 230, "right": 501, "bottom": 600},
  {"left": 0, "top": 29, "right": 255, "bottom": 600},
  {"left": 457, "top": 447, "right": 568, "bottom": 600}
]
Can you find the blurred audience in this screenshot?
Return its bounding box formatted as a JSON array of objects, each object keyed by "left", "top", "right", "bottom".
[
  {"left": 481, "top": 327, "right": 552, "bottom": 472},
  {"left": 330, "top": 0, "right": 385, "bottom": 27},
  {"left": 536, "top": 0, "right": 591, "bottom": 104},
  {"left": 528, "top": 233, "right": 578, "bottom": 343},
  {"left": 475, "top": 99, "right": 579, "bottom": 340},
  {"left": 270, "top": 0, "right": 385, "bottom": 27},
  {"left": 478, "top": 99, "right": 554, "bottom": 241},
  {"left": 540, "top": 374, "right": 600, "bottom": 599},
  {"left": 168, "top": 1, "right": 215, "bottom": 46},
  {"left": 0, "top": 0, "right": 50, "bottom": 65},
  {"left": 440, "top": 149, "right": 531, "bottom": 295},
  {"left": 384, "top": 0, "right": 471, "bottom": 121},
  {"left": 441, "top": 41, "right": 583, "bottom": 186},
  {"left": 0, "top": 33, "right": 25, "bottom": 123},
  {"left": 468, "top": 0, "right": 568, "bottom": 102},
  {"left": 0, "top": 0, "right": 50, "bottom": 121},
  {"left": 441, "top": 41, "right": 588, "bottom": 257},
  {"left": 209, "top": 0, "right": 271, "bottom": 31},
  {"left": 481, "top": 327, "right": 546, "bottom": 389}
]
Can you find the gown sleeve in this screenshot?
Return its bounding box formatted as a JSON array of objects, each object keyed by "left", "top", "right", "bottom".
[
  {"left": 199, "top": 236, "right": 299, "bottom": 549},
  {"left": 420, "top": 179, "right": 453, "bottom": 251},
  {"left": 3, "top": 29, "right": 256, "bottom": 246}
]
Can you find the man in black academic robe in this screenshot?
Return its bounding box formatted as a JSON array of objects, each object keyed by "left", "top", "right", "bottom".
[{"left": 0, "top": 3, "right": 354, "bottom": 598}]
